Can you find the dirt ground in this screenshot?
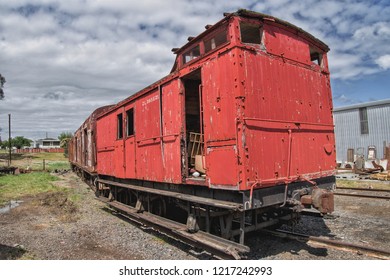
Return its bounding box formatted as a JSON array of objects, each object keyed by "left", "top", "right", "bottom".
[
  {"left": 0, "top": 172, "right": 195, "bottom": 260},
  {"left": 0, "top": 172, "right": 389, "bottom": 260}
]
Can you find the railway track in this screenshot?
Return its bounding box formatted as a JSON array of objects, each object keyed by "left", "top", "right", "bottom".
[
  {"left": 334, "top": 187, "right": 390, "bottom": 200},
  {"left": 96, "top": 194, "right": 388, "bottom": 260},
  {"left": 91, "top": 183, "right": 388, "bottom": 259},
  {"left": 101, "top": 196, "right": 390, "bottom": 260},
  {"left": 98, "top": 197, "right": 249, "bottom": 260},
  {"left": 263, "top": 229, "right": 390, "bottom": 260},
  {"left": 336, "top": 186, "right": 390, "bottom": 192}
]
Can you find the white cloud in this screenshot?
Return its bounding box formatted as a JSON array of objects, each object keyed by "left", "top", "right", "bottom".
[
  {"left": 333, "top": 94, "right": 359, "bottom": 105},
  {"left": 375, "top": 54, "right": 390, "bottom": 70}
]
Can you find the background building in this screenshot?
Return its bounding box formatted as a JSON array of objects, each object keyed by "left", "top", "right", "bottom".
[
  {"left": 333, "top": 99, "right": 390, "bottom": 163},
  {"left": 34, "top": 137, "right": 61, "bottom": 149}
]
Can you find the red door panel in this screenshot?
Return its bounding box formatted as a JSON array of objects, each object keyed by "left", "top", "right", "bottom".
[
  {"left": 162, "top": 80, "right": 183, "bottom": 183},
  {"left": 207, "top": 146, "right": 238, "bottom": 188}
]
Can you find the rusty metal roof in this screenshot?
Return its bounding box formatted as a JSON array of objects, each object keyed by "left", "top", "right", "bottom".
[{"left": 334, "top": 99, "right": 390, "bottom": 112}]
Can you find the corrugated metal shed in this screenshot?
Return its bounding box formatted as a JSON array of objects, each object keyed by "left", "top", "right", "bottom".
[{"left": 333, "top": 99, "right": 390, "bottom": 162}]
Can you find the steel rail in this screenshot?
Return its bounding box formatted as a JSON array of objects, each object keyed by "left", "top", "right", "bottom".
[
  {"left": 334, "top": 192, "right": 390, "bottom": 200},
  {"left": 98, "top": 197, "right": 249, "bottom": 260},
  {"left": 336, "top": 186, "right": 390, "bottom": 193},
  {"left": 263, "top": 229, "right": 390, "bottom": 260}
]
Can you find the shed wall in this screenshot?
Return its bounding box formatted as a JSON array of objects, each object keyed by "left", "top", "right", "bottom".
[{"left": 334, "top": 103, "right": 390, "bottom": 162}]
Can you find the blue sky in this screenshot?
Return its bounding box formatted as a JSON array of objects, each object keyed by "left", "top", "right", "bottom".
[{"left": 0, "top": 0, "right": 389, "bottom": 140}]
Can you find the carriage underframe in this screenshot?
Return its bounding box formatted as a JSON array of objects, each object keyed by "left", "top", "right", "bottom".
[{"left": 72, "top": 164, "right": 334, "bottom": 258}]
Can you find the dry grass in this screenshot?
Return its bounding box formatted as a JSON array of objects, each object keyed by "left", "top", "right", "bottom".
[
  {"left": 0, "top": 151, "right": 69, "bottom": 171},
  {"left": 336, "top": 178, "right": 390, "bottom": 190}
]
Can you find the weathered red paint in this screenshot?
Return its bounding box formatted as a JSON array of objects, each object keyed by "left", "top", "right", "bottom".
[
  {"left": 124, "top": 103, "right": 136, "bottom": 179},
  {"left": 69, "top": 105, "right": 113, "bottom": 174},
  {"left": 160, "top": 80, "right": 183, "bottom": 183},
  {"left": 75, "top": 10, "right": 335, "bottom": 193}
]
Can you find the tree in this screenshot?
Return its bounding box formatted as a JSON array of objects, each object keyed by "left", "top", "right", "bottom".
[
  {"left": 12, "top": 136, "right": 32, "bottom": 149},
  {"left": 58, "top": 132, "right": 73, "bottom": 141},
  {"left": 0, "top": 73, "right": 5, "bottom": 100},
  {"left": 58, "top": 132, "right": 73, "bottom": 157},
  {"left": 0, "top": 140, "right": 9, "bottom": 149},
  {"left": 0, "top": 136, "right": 32, "bottom": 149}
]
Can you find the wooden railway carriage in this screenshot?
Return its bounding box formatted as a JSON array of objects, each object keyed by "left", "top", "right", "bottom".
[
  {"left": 69, "top": 105, "right": 113, "bottom": 177},
  {"left": 70, "top": 10, "right": 336, "bottom": 258}
]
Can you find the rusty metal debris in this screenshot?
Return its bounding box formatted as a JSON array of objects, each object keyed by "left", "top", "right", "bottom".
[{"left": 264, "top": 229, "right": 390, "bottom": 260}]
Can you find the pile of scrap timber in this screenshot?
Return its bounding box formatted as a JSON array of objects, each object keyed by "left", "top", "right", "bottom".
[{"left": 369, "top": 171, "right": 390, "bottom": 181}]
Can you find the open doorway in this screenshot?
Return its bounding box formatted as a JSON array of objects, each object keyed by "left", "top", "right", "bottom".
[{"left": 182, "top": 69, "right": 205, "bottom": 179}]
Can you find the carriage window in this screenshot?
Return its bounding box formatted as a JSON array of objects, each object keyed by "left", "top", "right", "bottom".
[
  {"left": 126, "top": 108, "right": 134, "bottom": 137},
  {"left": 240, "top": 22, "right": 262, "bottom": 44},
  {"left": 183, "top": 45, "right": 200, "bottom": 64},
  {"left": 310, "top": 46, "right": 323, "bottom": 66},
  {"left": 117, "top": 113, "right": 123, "bottom": 139},
  {"left": 204, "top": 29, "right": 227, "bottom": 52}
]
